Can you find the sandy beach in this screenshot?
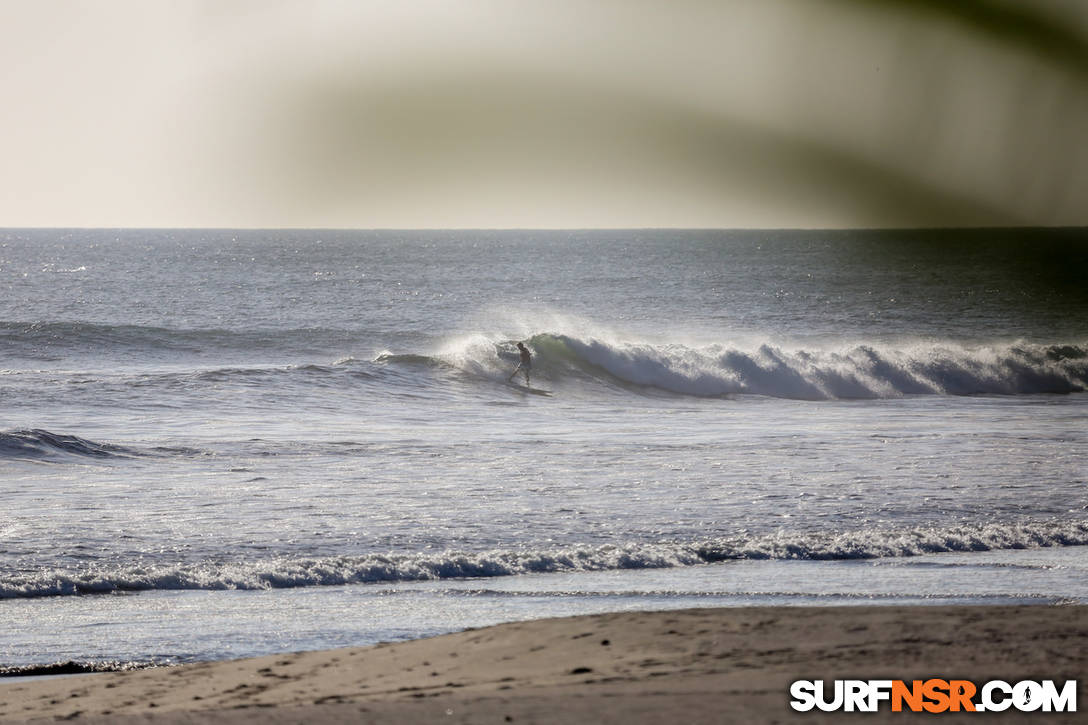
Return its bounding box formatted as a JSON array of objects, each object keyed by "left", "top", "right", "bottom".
[{"left": 2, "top": 605, "right": 1085, "bottom": 724}]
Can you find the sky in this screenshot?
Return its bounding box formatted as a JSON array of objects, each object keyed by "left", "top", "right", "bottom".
[{"left": 1, "top": 0, "right": 1086, "bottom": 229}]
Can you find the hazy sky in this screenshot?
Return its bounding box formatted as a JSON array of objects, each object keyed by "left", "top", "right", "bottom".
[{"left": 1, "top": 0, "right": 1086, "bottom": 229}]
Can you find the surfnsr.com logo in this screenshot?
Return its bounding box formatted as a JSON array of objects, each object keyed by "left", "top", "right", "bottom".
[{"left": 790, "top": 679, "right": 1077, "bottom": 713}]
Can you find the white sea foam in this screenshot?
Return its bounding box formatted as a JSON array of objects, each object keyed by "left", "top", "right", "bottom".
[{"left": 5, "top": 520, "right": 1086, "bottom": 599}]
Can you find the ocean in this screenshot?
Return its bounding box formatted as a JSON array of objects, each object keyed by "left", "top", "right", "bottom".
[{"left": 2, "top": 227, "right": 1086, "bottom": 672}]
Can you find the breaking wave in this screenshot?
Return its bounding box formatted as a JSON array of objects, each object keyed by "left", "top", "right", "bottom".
[
  {"left": 6, "top": 319, "right": 1085, "bottom": 401},
  {"left": 396, "top": 333, "right": 1088, "bottom": 400},
  {"left": 4, "top": 520, "right": 1086, "bottom": 599}
]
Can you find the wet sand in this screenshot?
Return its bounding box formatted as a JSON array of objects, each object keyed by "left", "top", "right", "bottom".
[{"left": 1, "top": 605, "right": 1085, "bottom": 724}]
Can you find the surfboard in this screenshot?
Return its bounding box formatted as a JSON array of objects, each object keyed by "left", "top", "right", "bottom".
[{"left": 506, "top": 382, "right": 553, "bottom": 396}]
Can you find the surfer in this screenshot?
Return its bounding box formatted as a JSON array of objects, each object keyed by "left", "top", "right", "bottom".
[{"left": 509, "top": 341, "right": 532, "bottom": 387}]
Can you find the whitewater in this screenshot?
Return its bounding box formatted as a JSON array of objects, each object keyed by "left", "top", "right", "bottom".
[{"left": 2, "top": 228, "right": 1086, "bottom": 672}]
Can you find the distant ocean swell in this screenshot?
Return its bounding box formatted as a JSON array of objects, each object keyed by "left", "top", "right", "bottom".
[
  {"left": 4, "top": 520, "right": 1086, "bottom": 599},
  {"left": 0, "top": 320, "right": 344, "bottom": 359}
]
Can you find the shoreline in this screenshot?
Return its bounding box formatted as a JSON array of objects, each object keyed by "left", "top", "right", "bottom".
[{"left": 2, "top": 604, "right": 1086, "bottom": 724}]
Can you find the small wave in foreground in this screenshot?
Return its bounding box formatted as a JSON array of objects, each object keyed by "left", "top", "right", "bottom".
[
  {"left": 0, "top": 429, "right": 138, "bottom": 461},
  {"left": 4, "top": 520, "right": 1085, "bottom": 599}
]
